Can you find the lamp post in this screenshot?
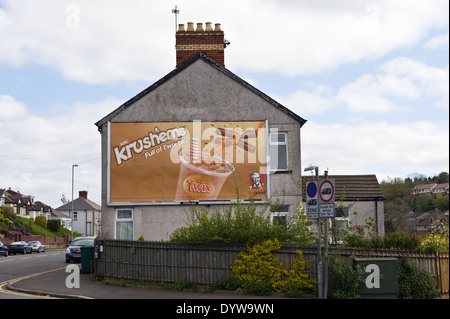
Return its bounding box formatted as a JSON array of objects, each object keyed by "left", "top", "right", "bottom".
[
  {"left": 71, "top": 164, "right": 78, "bottom": 241},
  {"left": 304, "top": 165, "right": 323, "bottom": 299}
]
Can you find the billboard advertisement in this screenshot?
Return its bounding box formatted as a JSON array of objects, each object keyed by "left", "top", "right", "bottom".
[{"left": 108, "top": 121, "right": 268, "bottom": 204}]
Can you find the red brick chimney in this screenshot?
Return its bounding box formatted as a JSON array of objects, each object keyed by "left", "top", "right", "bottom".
[
  {"left": 79, "top": 190, "right": 88, "bottom": 199},
  {"left": 176, "top": 22, "right": 225, "bottom": 67}
]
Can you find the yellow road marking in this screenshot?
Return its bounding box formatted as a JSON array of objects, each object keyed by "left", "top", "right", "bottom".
[{"left": 0, "top": 267, "right": 66, "bottom": 299}]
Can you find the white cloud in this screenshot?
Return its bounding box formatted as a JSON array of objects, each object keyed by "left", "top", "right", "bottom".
[
  {"left": 278, "top": 57, "right": 449, "bottom": 116},
  {"left": 302, "top": 120, "right": 449, "bottom": 180},
  {"left": 0, "top": 94, "right": 122, "bottom": 207},
  {"left": 0, "top": 0, "right": 448, "bottom": 83},
  {"left": 423, "top": 32, "right": 449, "bottom": 50}
]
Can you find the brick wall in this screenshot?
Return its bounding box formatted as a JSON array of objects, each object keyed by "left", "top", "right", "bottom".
[{"left": 176, "top": 22, "right": 225, "bottom": 67}]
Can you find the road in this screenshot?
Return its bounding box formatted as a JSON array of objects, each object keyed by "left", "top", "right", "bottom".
[{"left": 0, "top": 249, "right": 66, "bottom": 299}]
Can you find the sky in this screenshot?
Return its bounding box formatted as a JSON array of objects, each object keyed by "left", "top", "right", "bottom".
[{"left": 0, "top": 0, "right": 448, "bottom": 209}]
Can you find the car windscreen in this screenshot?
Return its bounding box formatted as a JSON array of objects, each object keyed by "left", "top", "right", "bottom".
[{"left": 71, "top": 239, "right": 94, "bottom": 247}]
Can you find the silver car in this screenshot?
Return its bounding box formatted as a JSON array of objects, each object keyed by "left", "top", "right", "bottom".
[{"left": 28, "top": 241, "right": 45, "bottom": 253}]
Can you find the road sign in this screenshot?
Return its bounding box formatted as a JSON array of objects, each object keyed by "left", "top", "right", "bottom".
[
  {"left": 306, "top": 181, "right": 318, "bottom": 219},
  {"left": 319, "top": 204, "right": 335, "bottom": 218},
  {"left": 318, "top": 179, "right": 335, "bottom": 205}
]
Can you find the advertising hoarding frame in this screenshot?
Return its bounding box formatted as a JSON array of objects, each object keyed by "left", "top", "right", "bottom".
[{"left": 106, "top": 120, "right": 270, "bottom": 206}]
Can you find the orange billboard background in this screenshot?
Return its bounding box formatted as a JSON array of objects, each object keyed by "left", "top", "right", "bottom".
[{"left": 109, "top": 121, "right": 267, "bottom": 203}]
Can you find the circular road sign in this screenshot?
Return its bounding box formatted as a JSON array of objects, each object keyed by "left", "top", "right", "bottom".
[
  {"left": 319, "top": 180, "right": 334, "bottom": 203},
  {"left": 307, "top": 182, "right": 317, "bottom": 198}
]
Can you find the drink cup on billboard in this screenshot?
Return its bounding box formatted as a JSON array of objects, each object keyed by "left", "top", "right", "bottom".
[{"left": 175, "top": 150, "right": 234, "bottom": 201}]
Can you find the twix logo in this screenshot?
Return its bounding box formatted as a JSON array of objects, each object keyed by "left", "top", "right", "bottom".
[{"left": 187, "top": 180, "right": 213, "bottom": 193}]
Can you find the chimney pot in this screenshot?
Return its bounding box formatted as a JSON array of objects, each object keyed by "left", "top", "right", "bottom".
[
  {"left": 176, "top": 21, "right": 225, "bottom": 67},
  {"left": 178, "top": 24, "right": 185, "bottom": 32}
]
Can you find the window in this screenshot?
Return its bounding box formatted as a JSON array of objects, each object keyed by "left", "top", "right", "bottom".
[
  {"left": 116, "top": 209, "right": 133, "bottom": 240},
  {"left": 73, "top": 211, "right": 78, "bottom": 221},
  {"left": 269, "top": 132, "right": 288, "bottom": 171},
  {"left": 270, "top": 205, "right": 289, "bottom": 227}
]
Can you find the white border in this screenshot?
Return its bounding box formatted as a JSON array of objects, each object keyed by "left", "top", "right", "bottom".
[{"left": 106, "top": 120, "right": 270, "bottom": 206}]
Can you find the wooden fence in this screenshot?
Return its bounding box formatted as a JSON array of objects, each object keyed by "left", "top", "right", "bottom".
[{"left": 94, "top": 239, "right": 448, "bottom": 298}]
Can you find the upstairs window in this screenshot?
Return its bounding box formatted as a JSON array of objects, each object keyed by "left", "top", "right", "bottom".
[{"left": 269, "top": 132, "right": 288, "bottom": 171}]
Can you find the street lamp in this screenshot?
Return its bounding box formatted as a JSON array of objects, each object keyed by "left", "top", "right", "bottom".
[
  {"left": 71, "top": 164, "right": 78, "bottom": 241},
  {"left": 304, "top": 165, "right": 323, "bottom": 299}
]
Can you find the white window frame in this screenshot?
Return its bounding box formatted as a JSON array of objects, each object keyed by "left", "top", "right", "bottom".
[
  {"left": 115, "top": 208, "right": 134, "bottom": 240},
  {"left": 270, "top": 205, "right": 290, "bottom": 227},
  {"left": 269, "top": 131, "right": 289, "bottom": 172}
]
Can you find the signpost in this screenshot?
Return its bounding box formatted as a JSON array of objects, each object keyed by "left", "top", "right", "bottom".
[
  {"left": 305, "top": 172, "right": 335, "bottom": 300},
  {"left": 306, "top": 179, "right": 335, "bottom": 219}
]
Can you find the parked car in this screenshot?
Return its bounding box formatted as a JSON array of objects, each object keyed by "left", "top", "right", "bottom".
[
  {"left": 0, "top": 241, "right": 9, "bottom": 257},
  {"left": 8, "top": 241, "right": 32, "bottom": 255},
  {"left": 65, "top": 237, "right": 95, "bottom": 263},
  {"left": 28, "top": 241, "right": 45, "bottom": 253}
]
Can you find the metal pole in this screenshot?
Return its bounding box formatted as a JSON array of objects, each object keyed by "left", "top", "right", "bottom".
[
  {"left": 71, "top": 164, "right": 78, "bottom": 241},
  {"left": 315, "top": 166, "right": 323, "bottom": 299}
]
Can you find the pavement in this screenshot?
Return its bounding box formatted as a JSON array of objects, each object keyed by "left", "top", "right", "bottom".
[{"left": 6, "top": 265, "right": 296, "bottom": 300}]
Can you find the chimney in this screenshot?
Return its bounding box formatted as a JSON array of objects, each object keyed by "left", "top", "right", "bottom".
[
  {"left": 79, "top": 190, "right": 88, "bottom": 199},
  {"left": 176, "top": 22, "right": 225, "bottom": 68}
]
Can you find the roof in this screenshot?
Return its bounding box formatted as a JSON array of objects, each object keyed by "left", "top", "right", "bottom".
[
  {"left": 302, "top": 174, "right": 384, "bottom": 201},
  {"left": 95, "top": 53, "right": 306, "bottom": 130},
  {"left": 50, "top": 208, "right": 69, "bottom": 219},
  {"left": 56, "top": 197, "right": 101, "bottom": 212}
]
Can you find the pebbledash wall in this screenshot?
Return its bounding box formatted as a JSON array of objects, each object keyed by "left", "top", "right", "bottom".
[{"left": 95, "top": 23, "right": 307, "bottom": 241}]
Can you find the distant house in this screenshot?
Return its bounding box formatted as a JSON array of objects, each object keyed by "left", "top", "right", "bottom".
[
  {"left": 0, "top": 189, "right": 6, "bottom": 206},
  {"left": 3, "top": 189, "right": 34, "bottom": 218},
  {"left": 412, "top": 183, "right": 449, "bottom": 197},
  {"left": 394, "top": 210, "right": 449, "bottom": 234},
  {"left": 56, "top": 191, "right": 101, "bottom": 236},
  {"left": 29, "top": 201, "right": 51, "bottom": 220},
  {"left": 49, "top": 208, "right": 71, "bottom": 230},
  {"left": 302, "top": 175, "right": 385, "bottom": 238}
]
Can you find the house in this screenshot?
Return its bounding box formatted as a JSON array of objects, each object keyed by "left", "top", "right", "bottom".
[
  {"left": 95, "top": 22, "right": 307, "bottom": 241},
  {"left": 411, "top": 183, "right": 449, "bottom": 197},
  {"left": 394, "top": 210, "right": 449, "bottom": 234},
  {"left": 49, "top": 208, "right": 71, "bottom": 230},
  {"left": 56, "top": 191, "right": 101, "bottom": 236},
  {"left": 3, "top": 189, "right": 34, "bottom": 218},
  {"left": 0, "top": 188, "right": 6, "bottom": 206},
  {"left": 302, "top": 175, "right": 385, "bottom": 237},
  {"left": 29, "top": 201, "right": 51, "bottom": 220}
]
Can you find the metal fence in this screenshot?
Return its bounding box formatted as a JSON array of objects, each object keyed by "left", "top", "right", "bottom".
[{"left": 94, "top": 239, "right": 448, "bottom": 298}]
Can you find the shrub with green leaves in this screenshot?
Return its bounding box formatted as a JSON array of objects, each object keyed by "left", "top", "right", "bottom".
[
  {"left": 328, "top": 254, "right": 365, "bottom": 299},
  {"left": 398, "top": 257, "right": 438, "bottom": 299},
  {"left": 170, "top": 200, "right": 315, "bottom": 245}
]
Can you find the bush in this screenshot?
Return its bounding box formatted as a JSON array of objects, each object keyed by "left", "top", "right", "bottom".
[
  {"left": 231, "top": 239, "right": 287, "bottom": 293},
  {"left": 398, "top": 257, "right": 438, "bottom": 299},
  {"left": 231, "top": 239, "right": 316, "bottom": 296},
  {"left": 47, "top": 219, "right": 61, "bottom": 233},
  {"left": 170, "top": 200, "right": 316, "bottom": 245},
  {"left": 35, "top": 216, "right": 47, "bottom": 229},
  {"left": 328, "top": 254, "right": 365, "bottom": 299}
]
